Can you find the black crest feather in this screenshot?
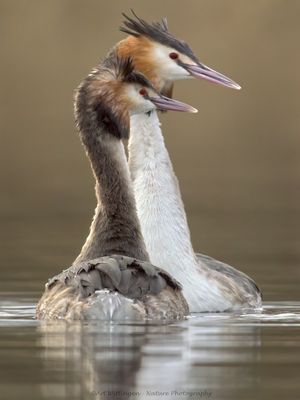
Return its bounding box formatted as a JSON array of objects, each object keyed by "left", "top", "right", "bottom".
[
  {"left": 120, "top": 10, "right": 199, "bottom": 64},
  {"left": 103, "top": 55, "right": 157, "bottom": 92},
  {"left": 102, "top": 55, "right": 134, "bottom": 80}
]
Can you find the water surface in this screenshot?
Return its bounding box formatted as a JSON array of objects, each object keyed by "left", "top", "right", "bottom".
[{"left": 1, "top": 292, "right": 300, "bottom": 400}]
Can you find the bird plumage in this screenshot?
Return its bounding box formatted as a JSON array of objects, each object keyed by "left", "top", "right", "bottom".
[
  {"left": 118, "top": 12, "right": 262, "bottom": 311},
  {"left": 36, "top": 57, "right": 190, "bottom": 320},
  {"left": 36, "top": 255, "right": 186, "bottom": 320}
]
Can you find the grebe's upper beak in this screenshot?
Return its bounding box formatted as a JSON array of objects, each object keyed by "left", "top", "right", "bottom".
[
  {"left": 149, "top": 95, "right": 198, "bottom": 113},
  {"left": 181, "top": 62, "right": 241, "bottom": 90}
]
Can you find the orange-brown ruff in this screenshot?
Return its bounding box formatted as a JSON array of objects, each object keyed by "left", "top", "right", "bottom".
[{"left": 118, "top": 37, "right": 158, "bottom": 85}]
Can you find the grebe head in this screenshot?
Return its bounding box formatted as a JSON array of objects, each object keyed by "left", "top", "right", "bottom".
[
  {"left": 118, "top": 11, "right": 241, "bottom": 92},
  {"left": 75, "top": 57, "right": 197, "bottom": 140}
]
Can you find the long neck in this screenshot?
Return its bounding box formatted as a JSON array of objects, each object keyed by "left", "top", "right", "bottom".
[
  {"left": 75, "top": 123, "right": 149, "bottom": 264},
  {"left": 128, "top": 111, "right": 197, "bottom": 274}
]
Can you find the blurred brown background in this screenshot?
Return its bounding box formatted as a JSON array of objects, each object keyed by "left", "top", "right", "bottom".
[{"left": 0, "top": 0, "right": 299, "bottom": 299}]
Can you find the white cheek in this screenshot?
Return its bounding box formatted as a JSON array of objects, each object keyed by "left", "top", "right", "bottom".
[
  {"left": 126, "top": 87, "right": 154, "bottom": 115},
  {"left": 152, "top": 46, "right": 190, "bottom": 80},
  {"left": 130, "top": 99, "right": 154, "bottom": 116}
]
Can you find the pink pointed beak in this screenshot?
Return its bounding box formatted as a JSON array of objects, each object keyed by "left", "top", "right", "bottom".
[
  {"left": 182, "top": 62, "right": 241, "bottom": 90},
  {"left": 149, "top": 94, "right": 198, "bottom": 113}
]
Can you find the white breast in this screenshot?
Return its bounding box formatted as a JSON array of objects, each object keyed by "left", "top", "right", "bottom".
[{"left": 128, "top": 112, "right": 232, "bottom": 312}]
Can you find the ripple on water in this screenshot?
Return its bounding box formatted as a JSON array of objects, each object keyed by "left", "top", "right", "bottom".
[
  {"left": 0, "top": 293, "right": 300, "bottom": 326},
  {"left": 0, "top": 293, "right": 37, "bottom": 326},
  {"left": 188, "top": 302, "right": 300, "bottom": 326}
]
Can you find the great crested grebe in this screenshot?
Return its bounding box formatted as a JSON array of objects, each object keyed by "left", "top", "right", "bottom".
[
  {"left": 36, "top": 57, "right": 197, "bottom": 320},
  {"left": 114, "top": 12, "right": 261, "bottom": 312}
]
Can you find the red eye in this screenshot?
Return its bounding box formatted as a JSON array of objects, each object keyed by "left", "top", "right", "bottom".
[
  {"left": 139, "top": 88, "right": 147, "bottom": 96},
  {"left": 169, "top": 52, "right": 178, "bottom": 60}
]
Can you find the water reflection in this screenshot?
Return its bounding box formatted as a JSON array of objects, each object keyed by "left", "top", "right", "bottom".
[
  {"left": 1, "top": 298, "right": 300, "bottom": 399},
  {"left": 37, "top": 313, "right": 263, "bottom": 399},
  {"left": 38, "top": 321, "right": 185, "bottom": 399}
]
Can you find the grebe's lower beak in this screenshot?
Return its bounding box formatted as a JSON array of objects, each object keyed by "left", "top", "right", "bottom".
[
  {"left": 149, "top": 95, "right": 198, "bottom": 113},
  {"left": 182, "top": 62, "right": 241, "bottom": 90}
]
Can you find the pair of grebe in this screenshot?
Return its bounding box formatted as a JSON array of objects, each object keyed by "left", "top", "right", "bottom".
[{"left": 36, "top": 12, "right": 261, "bottom": 320}]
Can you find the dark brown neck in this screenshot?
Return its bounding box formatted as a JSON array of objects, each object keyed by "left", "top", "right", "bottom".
[{"left": 74, "top": 91, "right": 149, "bottom": 264}]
